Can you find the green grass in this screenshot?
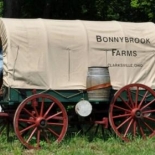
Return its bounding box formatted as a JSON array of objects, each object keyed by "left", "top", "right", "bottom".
[{"left": 0, "top": 130, "right": 155, "bottom": 155}]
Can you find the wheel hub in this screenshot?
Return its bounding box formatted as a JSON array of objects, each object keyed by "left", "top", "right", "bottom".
[
  {"left": 36, "top": 117, "right": 47, "bottom": 128},
  {"left": 131, "top": 108, "right": 143, "bottom": 118},
  {"left": 40, "top": 119, "right": 47, "bottom": 128},
  {"left": 135, "top": 110, "right": 142, "bottom": 118}
]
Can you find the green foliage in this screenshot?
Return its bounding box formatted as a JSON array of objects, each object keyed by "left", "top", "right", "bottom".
[
  {"left": 0, "top": 0, "right": 3, "bottom": 17},
  {"left": 0, "top": 133, "right": 155, "bottom": 155},
  {"left": 131, "top": 0, "right": 140, "bottom": 7},
  {"left": 1, "top": 0, "right": 155, "bottom": 21},
  {"left": 20, "top": 0, "right": 45, "bottom": 18},
  {"left": 130, "top": 0, "right": 155, "bottom": 21}
]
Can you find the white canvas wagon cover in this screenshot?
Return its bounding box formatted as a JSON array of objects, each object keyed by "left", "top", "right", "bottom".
[{"left": 0, "top": 18, "right": 155, "bottom": 90}]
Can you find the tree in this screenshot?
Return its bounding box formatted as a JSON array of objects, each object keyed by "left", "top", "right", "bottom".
[
  {"left": 3, "top": 0, "right": 21, "bottom": 17},
  {"left": 130, "top": 0, "right": 155, "bottom": 22},
  {"left": 1, "top": 0, "right": 155, "bottom": 22},
  {"left": 0, "top": 0, "right": 3, "bottom": 17}
]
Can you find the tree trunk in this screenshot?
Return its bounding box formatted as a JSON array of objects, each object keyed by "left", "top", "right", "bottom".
[
  {"left": 3, "top": 0, "right": 20, "bottom": 18},
  {"left": 3, "top": 0, "right": 13, "bottom": 17},
  {"left": 43, "top": 0, "right": 52, "bottom": 18}
]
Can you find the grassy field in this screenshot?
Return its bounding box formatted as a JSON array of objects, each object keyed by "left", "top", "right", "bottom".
[{"left": 0, "top": 130, "right": 155, "bottom": 155}]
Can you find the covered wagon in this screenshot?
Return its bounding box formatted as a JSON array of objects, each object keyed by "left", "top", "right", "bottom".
[{"left": 0, "top": 18, "right": 155, "bottom": 149}]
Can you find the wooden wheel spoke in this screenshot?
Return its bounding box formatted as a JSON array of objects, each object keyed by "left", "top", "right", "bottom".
[
  {"left": 125, "top": 88, "right": 135, "bottom": 108},
  {"left": 113, "top": 105, "right": 131, "bottom": 113},
  {"left": 40, "top": 98, "right": 45, "bottom": 117},
  {"left": 141, "top": 98, "right": 155, "bottom": 111},
  {"left": 135, "top": 86, "right": 139, "bottom": 107},
  {"left": 123, "top": 119, "right": 134, "bottom": 137},
  {"left": 37, "top": 130, "right": 41, "bottom": 147},
  {"left": 137, "top": 120, "right": 145, "bottom": 138},
  {"left": 47, "top": 122, "right": 64, "bottom": 126},
  {"left": 133, "top": 120, "right": 137, "bottom": 137},
  {"left": 47, "top": 111, "right": 63, "bottom": 121},
  {"left": 141, "top": 119, "right": 154, "bottom": 132},
  {"left": 118, "top": 95, "right": 132, "bottom": 110},
  {"left": 23, "top": 108, "right": 35, "bottom": 118},
  {"left": 20, "top": 124, "right": 36, "bottom": 134},
  {"left": 44, "top": 102, "right": 55, "bottom": 118},
  {"left": 113, "top": 113, "right": 131, "bottom": 119},
  {"left": 26, "top": 127, "right": 37, "bottom": 143},
  {"left": 142, "top": 109, "right": 155, "bottom": 114},
  {"left": 32, "top": 106, "right": 39, "bottom": 117},
  {"left": 116, "top": 116, "right": 132, "bottom": 130},
  {"left": 18, "top": 118, "right": 35, "bottom": 123},
  {"left": 47, "top": 128, "right": 59, "bottom": 137},
  {"left": 42, "top": 129, "right": 50, "bottom": 143},
  {"left": 138, "top": 91, "right": 148, "bottom": 109},
  {"left": 143, "top": 116, "right": 155, "bottom": 122}
]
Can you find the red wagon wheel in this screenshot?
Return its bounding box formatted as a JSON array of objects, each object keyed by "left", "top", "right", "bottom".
[
  {"left": 109, "top": 83, "right": 155, "bottom": 141},
  {"left": 13, "top": 94, "right": 68, "bottom": 149}
]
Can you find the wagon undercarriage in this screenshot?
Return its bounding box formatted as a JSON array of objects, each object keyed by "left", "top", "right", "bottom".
[{"left": 0, "top": 83, "right": 155, "bottom": 149}]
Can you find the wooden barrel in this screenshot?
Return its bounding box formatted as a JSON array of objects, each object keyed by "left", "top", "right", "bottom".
[{"left": 87, "top": 67, "right": 111, "bottom": 101}]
